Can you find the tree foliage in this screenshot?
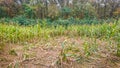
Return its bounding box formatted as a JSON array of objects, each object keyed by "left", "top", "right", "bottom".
[{"left": 0, "top": 0, "right": 119, "bottom": 19}]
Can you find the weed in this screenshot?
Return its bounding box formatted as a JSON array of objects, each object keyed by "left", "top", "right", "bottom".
[
  {"left": 83, "top": 39, "right": 98, "bottom": 57},
  {"left": 0, "top": 42, "right": 5, "bottom": 51},
  {"left": 7, "top": 61, "right": 20, "bottom": 68},
  {"left": 83, "top": 41, "right": 91, "bottom": 57},
  {"left": 23, "top": 53, "right": 30, "bottom": 60},
  {"left": 117, "top": 42, "right": 120, "bottom": 57},
  {"left": 9, "top": 49, "right": 17, "bottom": 56}
]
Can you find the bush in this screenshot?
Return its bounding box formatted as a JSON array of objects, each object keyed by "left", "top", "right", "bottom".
[
  {"left": 73, "top": 2, "right": 97, "bottom": 19},
  {"left": 47, "top": 4, "right": 60, "bottom": 20},
  {"left": 0, "top": 7, "right": 8, "bottom": 18},
  {"left": 13, "top": 16, "right": 36, "bottom": 26},
  {"left": 0, "top": 16, "right": 37, "bottom": 26},
  {"left": 21, "top": 4, "right": 36, "bottom": 18},
  {"left": 61, "top": 7, "right": 72, "bottom": 19}
]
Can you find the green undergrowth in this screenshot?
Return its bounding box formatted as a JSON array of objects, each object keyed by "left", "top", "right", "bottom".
[{"left": 0, "top": 20, "right": 120, "bottom": 43}]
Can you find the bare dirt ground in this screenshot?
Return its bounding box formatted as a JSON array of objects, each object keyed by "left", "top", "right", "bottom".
[{"left": 0, "top": 37, "right": 120, "bottom": 68}]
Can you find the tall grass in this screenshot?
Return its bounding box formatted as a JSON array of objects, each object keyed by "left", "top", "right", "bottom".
[{"left": 0, "top": 20, "right": 120, "bottom": 43}]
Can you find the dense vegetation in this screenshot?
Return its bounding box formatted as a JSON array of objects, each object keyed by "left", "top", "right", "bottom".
[
  {"left": 0, "top": 0, "right": 120, "bottom": 68},
  {"left": 0, "top": 19, "right": 120, "bottom": 67},
  {"left": 0, "top": 0, "right": 120, "bottom": 20}
]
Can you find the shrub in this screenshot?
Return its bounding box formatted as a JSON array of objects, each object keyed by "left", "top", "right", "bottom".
[
  {"left": 21, "top": 4, "right": 36, "bottom": 18},
  {"left": 73, "top": 2, "right": 97, "bottom": 19},
  {"left": 61, "top": 7, "right": 72, "bottom": 19},
  {"left": 0, "top": 7, "right": 8, "bottom": 18},
  {"left": 47, "top": 4, "right": 60, "bottom": 20},
  {"left": 13, "top": 16, "right": 36, "bottom": 26}
]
